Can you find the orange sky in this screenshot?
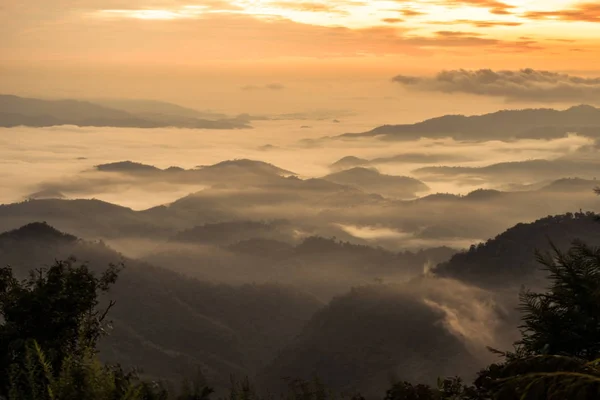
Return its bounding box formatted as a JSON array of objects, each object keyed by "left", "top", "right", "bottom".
[
  {"left": 1, "top": 1, "right": 599, "bottom": 116},
  {"left": 1, "top": 0, "right": 599, "bottom": 69}
]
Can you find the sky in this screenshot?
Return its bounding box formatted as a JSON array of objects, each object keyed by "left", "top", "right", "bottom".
[{"left": 1, "top": 1, "right": 599, "bottom": 115}]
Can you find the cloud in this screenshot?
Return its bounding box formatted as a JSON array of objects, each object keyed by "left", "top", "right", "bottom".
[
  {"left": 382, "top": 18, "right": 404, "bottom": 24},
  {"left": 241, "top": 83, "right": 286, "bottom": 91},
  {"left": 0, "top": 1, "right": 561, "bottom": 64},
  {"left": 431, "top": 19, "right": 522, "bottom": 28},
  {"left": 391, "top": 68, "right": 600, "bottom": 102},
  {"left": 435, "top": 30, "right": 482, "bottom": 37},
  {"left": 399, "top": 9, "right": 425, "bottom": 17},
  {"left": 432, "top": 0, "right": 515, "bottom": 15},
  {"left": 267, "top": 1, "right": 360, "bottom": 15},
  {"left": 524, "top": 2, "right": 600, "bottom": 23}
]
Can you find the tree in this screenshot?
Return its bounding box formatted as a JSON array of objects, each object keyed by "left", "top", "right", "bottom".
[
  {"left": 6, "top": 339, "right": 170, "bottom": 400},
  {"left": 467, "top": 239, "right": 600, "bottom": 400},
  {"left": 518, "top": 241, "right": 600, "bottom": 360},
  {"left": 382, "top": 377, "right": 476, "bottom": 400},
  {"left": 0, "top": 258, "right": 123, "bottom": 396}
]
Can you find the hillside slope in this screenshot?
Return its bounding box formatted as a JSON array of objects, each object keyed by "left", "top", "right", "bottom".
[
  {"left": 341, "top": 105, "right": 600, "bottom": 141},
  {"left": 0, "top": 222, "right": 322, "bottom": 388},
  {"left": 434, "top": 212, "right": 600, "bottom": 288}
]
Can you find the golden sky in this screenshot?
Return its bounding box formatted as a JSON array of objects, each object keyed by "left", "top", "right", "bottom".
[
  {"left": 1, "top": 0, "right": 600, "bottom": 117},
  {"left": 1, "top": 0, "right": 599, "bottom": 70}
]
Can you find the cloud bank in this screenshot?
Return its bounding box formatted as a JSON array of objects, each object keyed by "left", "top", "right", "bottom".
[{"left": 392, "top": 68, "right": 600, "bottom": 103}]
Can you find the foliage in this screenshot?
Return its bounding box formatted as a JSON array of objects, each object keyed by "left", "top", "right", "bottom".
[
  {"left": 467, "top": 239, "right": 600, "bottom": 400},
  {"left": 435, "top": 211, "right": 600, "bottom": 287},
  {"left": 518, "top": 241, "right": 600, "bottom": 359},
  {"left": 382, "top": 377, "right": 482, "bottom": 400},
  {"left": 0, "top": 258, "right": 123, "bottom": 397},
  {"left": 486, "top": 355, "right": 600, "bottom": 400},
  {"left": 7, "top": 340, "right": 154, "bottom": 400},
  {"left": 177, "top": 370, "right": 213, "bottom": 400}
]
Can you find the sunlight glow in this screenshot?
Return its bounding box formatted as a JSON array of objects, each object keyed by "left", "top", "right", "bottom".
[
  {"left": 96, "top": 6, "right": 212, "bottom": 20},
  {"left": 91, "top": 0, "right": 599, "bottom": 43}
]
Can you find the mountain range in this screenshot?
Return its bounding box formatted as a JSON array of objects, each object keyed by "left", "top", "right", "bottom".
[
  {"left": 0, "top": 94, "right": 251, "bottom": 129},
  {"left": 340, "top": 105, "right": 600, "bottom": 141},
  {"left": 2, "top": 210, "right": 598, "bottom": 395}
]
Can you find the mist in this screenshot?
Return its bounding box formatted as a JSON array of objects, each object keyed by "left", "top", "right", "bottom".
[{"left": 2, "top": 90, "right": 600, "bottom": 398}]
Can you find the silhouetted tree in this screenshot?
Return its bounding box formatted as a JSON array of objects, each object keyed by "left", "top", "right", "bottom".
[
  {"left": 0, "top": 258, "right": 122, "bottom": 396},
  {"left": 518, "top": 241, "right": 600, "bottom": 359},
  {"left": 468, "top": 239, "right": 600, "bottom": 400}
]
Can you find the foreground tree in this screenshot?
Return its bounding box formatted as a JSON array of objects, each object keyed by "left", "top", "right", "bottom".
[
  {"left": 471, "top": 240, "right": 600, "bottom": 399},
  {"left": 6, "top": 340, "right": 164, "bottom": 400},
  {"left": 518, "top": 241, "right": 600, "bottom": 360},
  {"left": 0, "top": 258, "right": 122, "bottom": 397}
]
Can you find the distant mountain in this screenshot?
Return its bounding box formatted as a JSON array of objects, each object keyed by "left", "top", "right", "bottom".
[
  {"left": 171, "top": 220, "right": 296, "bottom": 246},
  {"left": 413, "top": 193, "right": 461, "bottom": 203},
  {"left": 92, "top": 98, "right": 229, "bottom": 120},
  {"left": 147, "top": 232, "right": 457, "bottom": 301},
  {"left": 434, "top": 212, "right": 600, "bottom": 288},
  {"left": 462, "top": 189, "right": 505, "bottom": 201},
  {"left": 414, "top": 158, "right": 600, "bottom": 183},
  {"left": 329, "top": 156, "right": 371, "bottom": 171},
  {"left": 89, "top": 159, "right": 296, "bottom": 193},
  {"left": 96, "top": 159, "right": 294, "bottom": 178},
  {"left": 198, "top": 159, "right": 295, "bottom": 177},
  {"left": 0, "top": 222, "right": 77, "bottom": 246},
  {"left": 323, "top": 167, "right": 429, "bottom": 199},
  {"left": 14, "top": 180, "right": 387, "bottom": 244},
  {"left": 227, "top": 238, "right": 294, "bottom": 258},
  {"left": 164, "top": 175, "right": 387, "bottom": 224},
  {"left": 0, "top": 223, "right": 322, "bottom": 388},
  {"left": 0, "top": 199, "right": 172, "bottom": 239},
  {"left": 341, "top": 105, "right": 600, "bottom": 141},
  {"left": 329, "top": 153, "right": 471, "bottom": 171},
  {"left": 538, "top": 177, "right": 599, "bottom": 193},
  {"left": 96, "top": 161, "right": 163, "bottom": 173},
  {"left": 0, "top": 94, "right": 251, "bottom": 129}
]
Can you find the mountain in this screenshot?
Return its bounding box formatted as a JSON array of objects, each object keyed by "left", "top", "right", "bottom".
[
  {"left": 256, "top": 214, "right": 600, "bottom": 397},
  {"left": 92, "top": 98, "right": 229, "bottom": 120},
  {"left": 538, "top": 177, "right": 599, "bottom": 193},
  {"left": 165, "top": 175, "right": 387, "bottom": 224},
  {"left": 0, "top": 199, "right": 171, "bottom": 239},
  {"left": 227, "top": 238, "right": 295, "bottom": 258},
  {"left": 434, "top": 212, "right": 600, "bottom": 288},
  {"left": 329, "top": 153, "right": 472, "bottom": 171},
  {"left": 13, "top": 180, "right": 386, "bottom": 245},
  {"left": 146, "top": 232, "right": 457, "bottom": 301},
  {"left": 329, "top": 156, "right": 370, "bottom": 171},
  {"left": 0, "top": 222, "right": 322, "bottom": 389},
  {"left": 94, "top": 159, "right": 295, "bottom": 183},
  {"left": 96, "top": 161, "right": 163, "bottom": 173},
  {"left": 0, "top": 94, "right": 251, "bottom": 129},
  {"left": 323, "top": 167, "right": 429, "bottom": 199},
  {"left": 414, "top": 158, "right": 600, "bottom": 183},
  {"left": 171, "top": 220, "right": 297, "bottom": 246},
  {"left": 257, "top": 283, "right": 482, "bottom": 397},
  {"left": 0, "top": 221, "right": 78, "bottom": 246},
  {"left": 341, "top": 105, "right": 600, "bottom": 141},
  {"left": 197, "top": 159, "right": 295, "bottom": 177}
]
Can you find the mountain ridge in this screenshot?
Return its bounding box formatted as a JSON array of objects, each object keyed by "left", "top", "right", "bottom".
[
  {"left": 0, "top": 94, "right": 251, "bottom": 129},
  {"left": 340, "top": 104, "right": 600, "bottom": 141}
]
